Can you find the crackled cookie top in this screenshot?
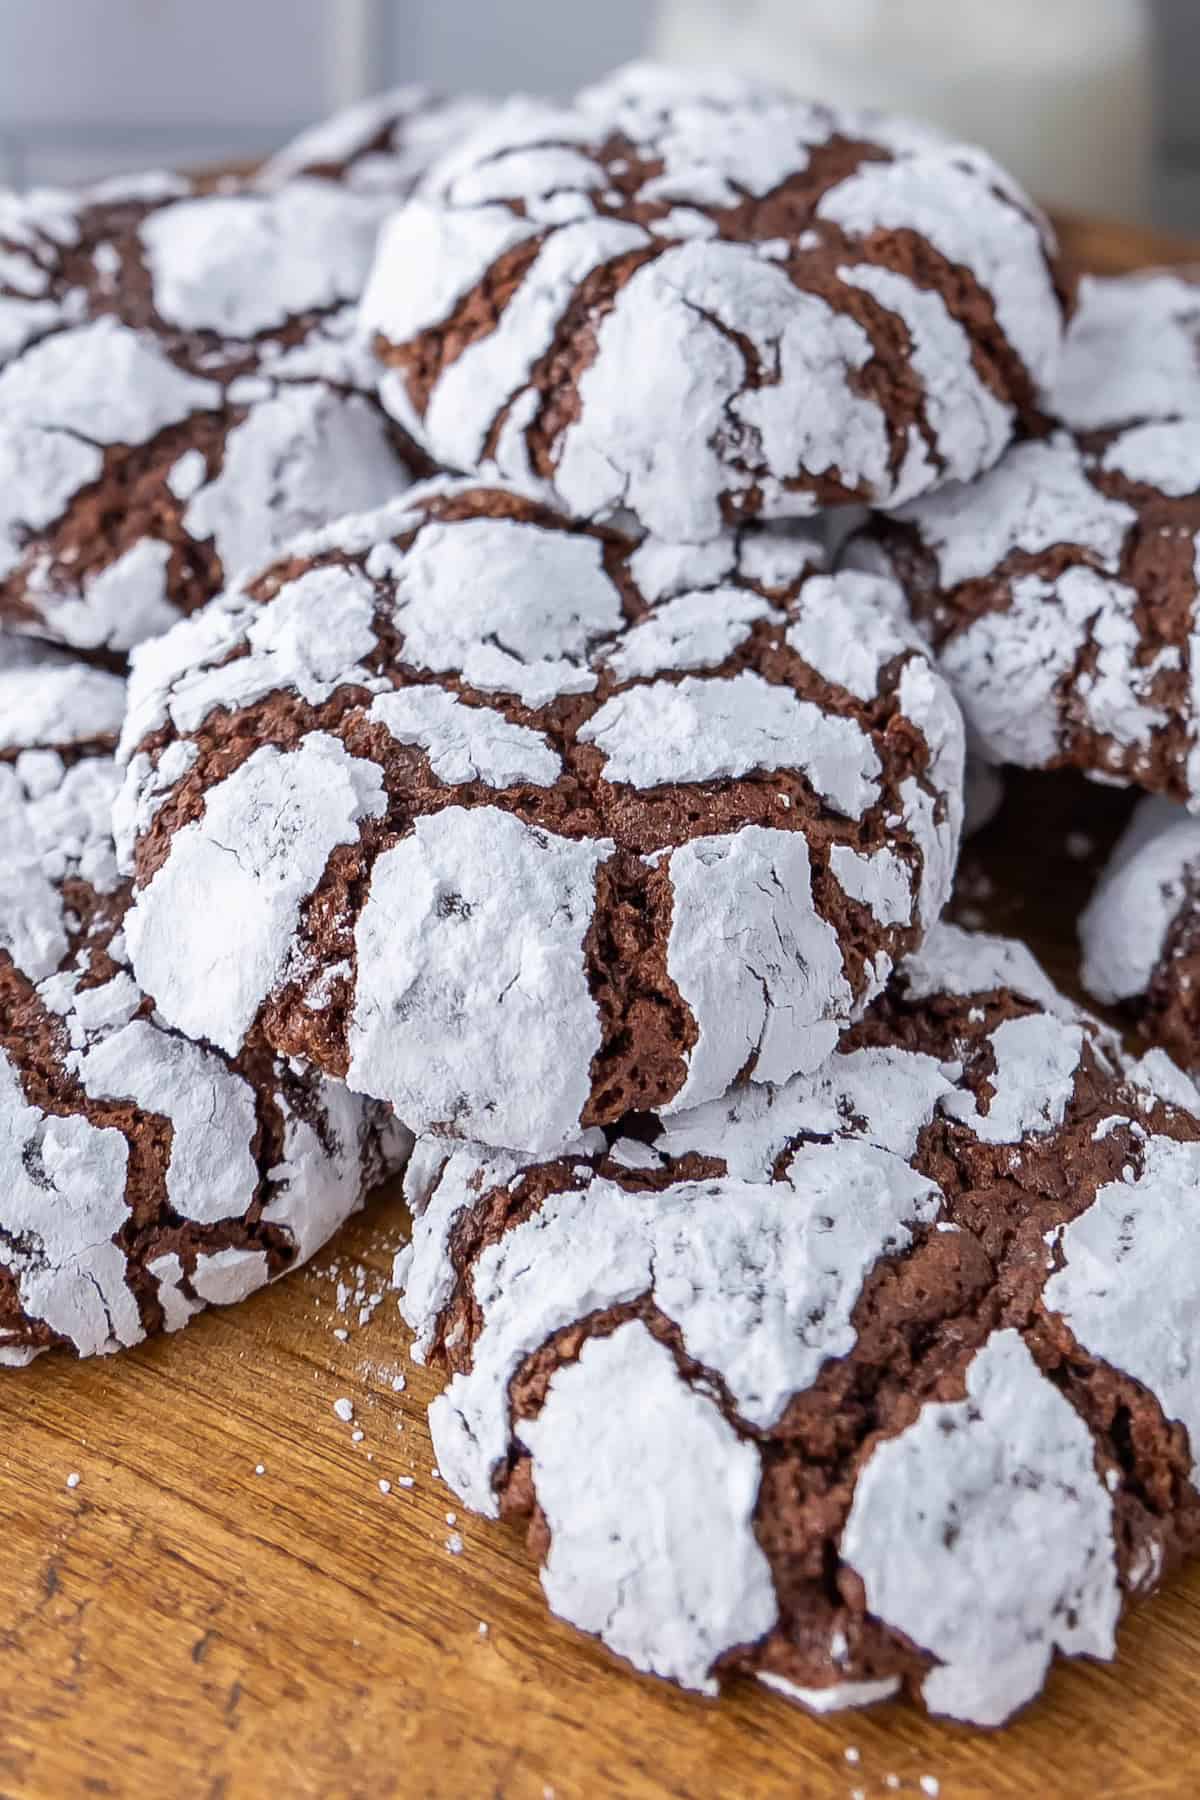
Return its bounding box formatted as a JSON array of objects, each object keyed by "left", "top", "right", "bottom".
[
  {"left": 258, "top": 84, "right": 493, "bottom": 196},
  {"left": 1081, "top": 793, "right": 1200, "bottom": 1065},
  {"left": 397, "top": 922, "right": 1200, "bottom": 1726},
  {"left": 0, "top": 700, "right": 407, "bottom": 1364},
  {"left": 0, "top": 173, "right": 417, "bottom": 653},
  {"left": 1058, "top": 268, "right": 1200, "bottom": 432},
  {"left": 848, "top": 421, "right": 1200, "bottom": 804},
  {"left": 115, "top": 477, "right": 963, "bottom": 1155},
  {"left": 361, "top": 69, "right": 1066, "bottom": 542}
]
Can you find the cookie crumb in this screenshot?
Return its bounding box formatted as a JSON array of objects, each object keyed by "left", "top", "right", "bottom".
[
  {"left": 65, "top": 1472, "right": 81, "bottom": 1490},
  {"left": 396, "top": 1475, "right": 415, "bottom": 1489},
  {"left": 352, "top": 1428, "right": 365, "bottom": 1443},
  {"left": 920, "top": 1781, "right": 940, "bottom": 1798},
  {"left": 333, "top": 1397, "right": 354, "bottom": 1423},
  {"left": 845, "top": 1747, "right": 861, "bottom": 1765},
  {"left": 445, "top": 1532, "right": 464, "bottom": 1555},
  {"left": 254, "top": 1463, "right": 265, "bottom": 1476},
  {"left": 379, "top": 1479, "right": 391, "bottom": 1495}
]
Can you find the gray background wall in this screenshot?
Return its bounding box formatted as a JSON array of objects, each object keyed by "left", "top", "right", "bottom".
[{"left": 1, "top": 0, "right": 1195, "bottom": 230}]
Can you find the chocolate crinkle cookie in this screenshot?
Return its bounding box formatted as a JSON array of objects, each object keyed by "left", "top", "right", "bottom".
[
  {"left": 1080, "top": 794, "right": 1200, "bottom": 1065},
  {"left": 114, "top": 476, "right": 963, "bottom": 1155},
  {"left": 257, "top": 84, "right": 493, "bottom": 197},
  {"left": 0, "top": 170, "right": 418, "bottom": 655},
  {"left": 848, "top": 419, "right": 1200, "bottom": 804},
  {"left": 1057, "top": 267, "right": 1200, "bottom": 433},
  {"left": 361, "top": 62, "right": 1068, "bottom": 543},
  {"left": 0, "top": 668, "right": 409, "bottom": 1365},
  {"left": 397, "top": 922, "right": 1200, "bottom": 1727}
]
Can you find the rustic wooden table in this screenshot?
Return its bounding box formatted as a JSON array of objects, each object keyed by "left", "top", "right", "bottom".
[{"left": 3, "top": 218, "right": 1198, "bottom": 1800}]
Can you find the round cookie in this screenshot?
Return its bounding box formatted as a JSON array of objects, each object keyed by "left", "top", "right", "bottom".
[
  {"left": 0, "top": 171, "right": 417, "bottom": 653},
  {"left": 847, "top": 420, "right": 1200, "bottom": 803},
  {"left": 114, "top": 478, "right": 964, "bottom": 1156},
  {"left": 258, "top": 85, "right": 493, "bottom": 196},
  {"left": 397, "top": 922, "right": 1200, "bottom": 1726},
  {"left": 361, "top": 70, "right": 1067, "bottom": 542},
  {"left": 1057, "top": 268, "right": 1200, "bottom": 433},
  {"left": 0, "top": 675, "right": 408, "bottom": 1364},
  {"left": 1080, "top": 794, "right": 1200, "bottom": 1064}
]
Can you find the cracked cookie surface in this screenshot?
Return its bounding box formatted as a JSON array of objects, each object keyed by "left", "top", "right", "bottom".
[
  {"left": 396, "top": 922, "right": 1200, "bottom": 1726},
  {"left": 1057, "top": 267, "right": 1200, "bottom": 433},
  {"left": 0, "top": 171, "right": 417, "bottom": 653},
  {"left": 362, "top": 62, "right": 1067, "bottom": 542},
  {"left": 848, "top": 419, "right": 1200, "bottom": 804},
  {"left": 0, "top": 666, "right": 408, "bottom": 1365},
  {"left": 258, "top": 84, "right": 493, "bottom": 197},
  {"left": 115, "top": 476, "right": 963, "bottom": 1155},
  {"left": 1080, "top": 793, "right": 1200, "bottom": 1066}
]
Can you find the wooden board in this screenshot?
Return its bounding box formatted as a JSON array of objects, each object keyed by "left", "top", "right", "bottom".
[{"left": 3, "top": 218, "right": 1198, "bottom": 1800}]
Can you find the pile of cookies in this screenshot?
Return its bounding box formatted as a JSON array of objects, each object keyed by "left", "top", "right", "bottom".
[{"left": 3, "top": 64, "right": 1199, "bottom": 1728}]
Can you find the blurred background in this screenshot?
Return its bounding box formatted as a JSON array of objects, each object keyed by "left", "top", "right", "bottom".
[{"left": 0, "top": 0, "right": 1194, "bottom": 229}]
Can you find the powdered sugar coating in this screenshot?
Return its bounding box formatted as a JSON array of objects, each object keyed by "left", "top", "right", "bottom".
[
  {"left": 258, "top": 86, "right": 493, "bottom": 197},
  {"left": 0, "top": 636, "right": 126, "bottom": 756},
  {"left": 523, "top": 1321, "right": 776, "bottom": 1694},
  {"left": 1046, "top": 1132, "right": 1200, "bottom": 1473},
  {"left": 0, "top": 177, "right": 415, "bottom": 652},
  {"left": 850, "top": 424, "right": 1200, "bottom": 804},
  {"left": 125, "top": 734, "right": 386, "bottom": 1056},
  {"left": 842, "top": 1330, "right": 1120, "bottom": 1726},
  {"left": 119, "top": 480, "right": 962, "bottom": 1152},
  {"left": 1057, "top": 268, "right": 1200, "bottom": 432},
  {"left": 424, "top": 1140, "right": 940, "bottom": 1515},
  {"left": 364, "top": 70, "right": 1064, "bottom": 540},
  {"left": 0, "top": 732, "right": 407, "bottom": 1364},
  {"left": 348, "top": 808, "right": 609, "bottom": 1152},
  {"left": 1080, "top": 796, "right": 1200, "bottom": 1008},
  {"left": 663, "top": 829, "right": 852, "bottom": 1104},
  {"left": 398, "top": 922, "right": 1200, "bottom": 1721}
]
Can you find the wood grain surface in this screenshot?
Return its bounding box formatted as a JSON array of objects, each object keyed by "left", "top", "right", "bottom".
[{"left": 2, "top": 217, "right": 1197, "bottom": 1800}]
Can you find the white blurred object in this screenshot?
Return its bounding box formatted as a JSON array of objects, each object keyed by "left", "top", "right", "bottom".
[{"left": 652, "top": 0, "right": 1153, "bottom": 220}]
